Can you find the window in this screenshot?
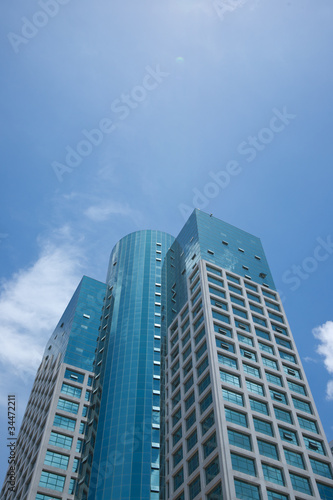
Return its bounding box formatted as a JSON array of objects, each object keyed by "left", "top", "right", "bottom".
[
  {"left": 185, "top": 392, "right": 195, "bottom": 412},
  {"left": 205, "top": 456, "right": 220, "bottom": 485},
  {"left": 278, "top": 427, "right": 298, "bottom": 445},
  {"left": 173, "top": 447, "right": 183, "bottom": 468},
  {"left": 250, "top": 398, "right": 269, "bottom": 415},
  {"left": 237, "top": 333, "right": 253, "bottom": 346},
  {"left": 49, "top": 432, "right": 73, "bottom": 450},
  {"left": 173, "top": 408, "right": 182, "bottom": 427},
  {"left": 287, "top": 381, "right": 306, "bottom": 396},
  {"left": 269, "top": 311, "right": 284, "bottom": 324},
  {"left": 275, "top": 337, "right": 292, "bottom": 349},
  {"left": 225, "top": 408, "right": 247, "bottom": 427},
  {"left": 270, "top": 390, "right": 287, "bottom": 404},
  {"left": 211, "top": 298, "right": 228, "bottom": 310},
  {"left": 183, "top": 359, "right": 192, "bottom": 377},
  {"left": 228, "top": 429, "right": 252, "bottom": 451},
  {"left": 253, "top": 418, "right": 273, "bottom": 436},
  {"left": 230, "top": 295, "right": 245, "bottom": 306},
  {"left": 188, "top": 451, "right": 199, "bottom": 476},
  {"left": 172, "top": 391, "right": 181, "bottom": 409},
  {"left": 44, "top": 451, "right": 69, "bottom": 470},
  {"left": 248, "top": 292, "right": 261, "bottom": 303},
  {"left": 231, "top": 453, "right": 256, "bottom": 476},
  {"left": 65, "top": 368, "right": 84, "bottom": 383},
  {"left": 267, "top": 491, "right": 288, "bottom": 500},
  {"left": 214, "top": 323, "right": 232, "bottom": 337},
  {"left": 207, "top": 482, "right": 222, "bottom": 500},
  {"left": 283, "top": 365, "right": 301, "bottom": 379},
  {"left": 182, "top": 331, "right": 191, "bottom": 347},
  {"left": 246, "top": 380, "right": 264, "bottom": 396},
  {"left": 274, "top": 407, "right": 292, "bottom": 424},
  {"left": 184, "top": 375, "right": 194, "bottom": 394},
  {"left": 289, "top": 473, "right": 312, "bottom": 495},
  {"left": 207, "top": 265, "right": 222, "bottom": 276},
  {"left": 258, "top": 439, "right": 278, "bottom": 460},
  {"left": 201, "top": 411, "right": 214, "bottom": 436},
  {"left": 198, "top": 374, "right": 210, "bottom": 395},
  {"left": 197, "top": 356, "right": 209, "bottom": 377},
  {"left": 200, "top": 391, "right": 213, "bottom": 414},
  {"left": 243, "top": 363, "right": 260, "bottom": 378},
  {"left": 216, "top": 338, "right": 235, "bottom": 352},
  {"left": 240, "top": 348, "right": 256, "bottom": 361},
  {"left": 218, "top": 353, "right": 237, "bottom": 369},
  {"left": 196, "top": 341, "right": 207, "bottom": 361},
  {"left": 173, "top": 426, "right": 182, "bottom": 447},
  {"left": 186, "top": 410, "right": 196, "bottom": 431},
  {"left": 228, "top": 284, "right": 243, "bottom": 295},
  {"left": 245, "top": 281, "right": 257, "bottom": 292},
  {"left": 234, "top": 479, "right": 260, "bottom": 500},
  {"left": 172, "top": 375, "right": 180, "bottom": 393},
  {"left": 310, "top": 458, "right": 332, "bottom": 479},
  {"left": 53, "top": 415, "right": 76, "bottom": 431},
  {"left": 189, "top": 475, "right": 201, "bottom": 500},
  {"left": 303, "top": 436, "right": 325, "bottom": 455},
  {"left": 233, "top": 307, "right": 248, "bottom": 319},
  {"left": 292, "top": 397, "right": 312, "bottom": 414},
  {"left": 317, "top": 482, "right": 333, "bottom": 499},
  {"left": 297, "top": 416, "right": 318, "bottom": 434},
  {"left": 222, "top": 389, "right": 243, "bottom": 406},
  {"left": 262, "top": 464, "right": 284, "bottom": 486},
  {"left": 39, "top": 471, "right": 65, "bottom": 492},
  {"left": 279, "top": 350, "right": 296, "bottom": 364},
  {"left": 249, "top": 303, "right": 263, "bottom": 315},
  {"left": 284, "top": 448, "right": 305, "bottom": 469},
  {"left": 173, "top": 468, "right": 184, "bottom": 492},
  {"left": 227, "top": 274, "right": 240, "bottom": 284},
  {"left": 252, "top": 315, "right": 267, "bottom": 327},
  {"left": 61, "top": 383, "right": 82, "bottom": 399},
  {"left": 187, "top": 430, "right": 197, "bottom": 452},
  {"left": 255, "top": 328, "right": 270, "bottom": 341},
  {"left": 220, "top": 370, "right": 240, "bottom": 387},
  {"left": 57, "top": 398, "right": 79, "bottom": 415},
  {"left": 262, "top": 357, "right": 278, "bottom": 370},
  {"left": 195, "top": 327, "right": 205, "bottom": 346},
  {"left": 203, "top": 432, "right": 217, "bottom": 458},
  {"left": 212, "top": 310, "right": 230, "bottom": 324},
  {"left": 266, "top": 372, "right": 283, "bottom": 387},
  {"left": 259, "top": 342, "right": 274, "bottom": 354},
  {"left": 183, "top": 345, "right": 192, "bottom": 362},
  {"left": 207, "top": 275, "right": 224, "bottom": 288}
]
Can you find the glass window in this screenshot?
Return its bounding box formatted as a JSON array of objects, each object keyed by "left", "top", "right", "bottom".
[
  {"left": 262, "top": 464, "right": 284, "bottom": 486},
  {"left": 233, "top": 307, "right": 248, "bottom": 319},
  {"left": 183, "top": 359, "right": 192, "bottom": 377},
  {"left": 267, "top": 492, "right": 288, "bottom": 500},
  {"left": 172, "top": 391, "right": 181, "bottom": 409},
  {"left": 228, "top": 429, "right": 252, "bottom": 451},
  {"left": 209, "top": 286, "right": 225, "bottom": 298},
  {"left": 184, "top": 375, "right": 194, "bottom": 394},
  {"left": 266, "top": 372, "right": 283, "bottom": 387},
  {"left": 216, "top": 338, "right": 235, "bottom": 352},
  {"left": 187, "top": 430, "right": 198, "bottom": 452},
  {"left": 182, "top": 331, "right": 191, "bottom": 347},
  {"left": 265, "top": 299, "right": 280, "bottom": 311},
  {"left": 252, "top": 315, "right": 267, "bottom": 327},
  {"left": 39, "top": 471, "right": 65, "bottom": 492},
  {"left": 214, "top": 323, "right": 232, "bottom": 338},
  {"left": 240, "top": 348, "right": 257, "bottom": 361},
  {"left": 198, "top": 374, "right": 211, "bottom": 395},
  {"left": 185, "top": 392, "right": 195, "bottom": 412},
  {"left": 195, "top": 327, "right": 205, "bottom": 346},
  {"left": 310, "top": 458, "right": 332, "bottom": 479},
  {"left": 173, "top": 468, "right": 184, "bottom": 492},
  {"left": 234, "top": 479, "right": 260, "bottom": 500},
  {"left": 262, "top": 357, "right": 278, "bottom": 370},
  {"left": 297, "top": 416, "right": 318, "bottom": 434},
  {"left": 173, "top": 426, "right": 182, "bottom": 447},
  {"left": 173, "top": 446, "right": 183, "bottom": 468},
  {"left": 270, "top": 390, "right": 287, "bottom": 405},
  {"left": 269, "top": 312, "right": 284, "bottom": 324},
  {"left": 196, "top": 341, "right": 207, "bottom": 361},
  {"left": 237, "top": 333, "right": 253, "bottom": 346},
  {"left": 49, "top": 432, "right": 73, "bottom": 450},
  {"left": 275, "top": 337, "right": 292, "bottom": 349},
  {"left": 211, "top": 298, "right": 228, "bottom": 310},
  {"left": 200, "top": 391, "right": 213, "bottom": 414},
  {"left": 247, "top": 292, "right": 261, "bottom": 303},
  {"left": 243, "top": 363, "right": 260, "bottom": 378},
  {"left": 207, "top": 275, "right": 224, "bottom": 287},
  {"left": 274, "top": 407, "right": 292, "bottom": 424},
  {"left": 245, "top": 281, "right": 257, "bottom": 292},
  {"left": 188, "top": 451, "right": 199, "bottom": 476},
  {"left": 316, "top": 482, "right": 333, "bottom": 499},
  {"left": 172, "top": 375, "right": 180, "bottom": 392},
  {"left": 222, "top": 389, "right": 243, "bottom": 407},
  {"left": 186, "top": 410, "right": 196, "bottom": 431},
  {"left": 44, "top": 451, "right": 69, "bottom": 470},
  {"left": 172, "top": 360, "right": 180, "bottom": 376},
  {"left": 201, "top": 411, "right": 214, "bottom": 436},
  {"left": 283, "top": 365, "right": 301, "bottom": 379},
  {"left": 246, "top": 380, "right": 264, "bottom": 396},
  {"left": 193, "top": 314, "right": 204, "bottom": 332},
  {"left": 230, "top": 295, "right": 245, "bottom": 306},
  {"left": 64, "top": 368, "right": 84, "bottom": 383},
  {"left": 61, "top": 383, "right": 82, "bottom": 399},
  {"left": 183, "top": 345, "right": 192, "bottom": 362},
  {"left": 259, "top": 342, "right": 274, "bottom": 354},
  {"left": 57, "top": 398, "right": 79, "bottom": 415},
  {"left": 207, "top": 265, "right": 222, "bottom": 276},
  {"left": 220, "top": 371, "right": 240, "bottom": 387},
  {"left": 203, "top": 432, "right": 217, "bottom": 459},
  {"left": 250, "top": 398, "right": 269, "bottom": 415},
  {"left": 279, "top": 350, "right": 296, "bottom": 364},
  {"left": 292, "top": 397, "right": 312, "bottom": 414},
  {"left": 278, "top": 427, "right": 298, "bottom": 445},
  {"left": 189, "top": 475, "right": 201, "bottom": 500},
  {"left": 207, "top": 482, "right": 222, "bottom": 500},
  {"left": 227, "top": 274, "right": 240, "bottom": 284},
  {"left": 225, "top": 408, "right": 247, "bottom": 427},
  {"left": 284, "top": 449, "right": 305, "bottom": 469},
  {"left": 53, "top": 415, "right": 76, "bottom": 431},
  {"left": 289, "top": 473, "right": 312, "bottom": 495},
  {"left": 255, "top": 328, "right": 270, "bottom": 341},
  {"left": 197, "top": 356, "right": 209, "bottom": 377},
  {"left": 257, "top": 439, "right": 278, "bottom": 460},
  {"left": 218, "top": 353, "right": 237, "bottom": 369},
  {"left": 231, "top": 453, "right": 256, "bottom": 476},
  {"left": 228, "top": 284, "right": 243, "bottom": 295},
  {"left": 303, "top": 436, "right": 325, "bottom": 455},
  {"left": 173, "top": 408, "right": 182, "bottom": 427},
  {"left": 205, "top": 456, "right": 220, "bottom": 485},
  {"left": 288, "top": 381, "right": 306, "bottom": 396},
  {"left": 253, "top": 418, "right": 273, "bottom": 436},
  {"left": 212, "top": 310, "right": 230, "bottom": 324},
  {"left": 250, "top": 303, "right": 263, "bottom": 315}
]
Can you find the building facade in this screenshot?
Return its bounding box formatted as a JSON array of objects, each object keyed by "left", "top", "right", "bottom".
[{"left": 1, "top": 210, "right": 333, "bottom": 500}]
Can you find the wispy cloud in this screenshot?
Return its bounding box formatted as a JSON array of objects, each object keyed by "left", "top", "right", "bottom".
[
  {"left": 84, "top": 201, "right": 141, "bottom": 223},
  {"left": 313, "top": 321, "right": 333, "bottom": 400},
  {"left": 0, "top": 233, "right": 84, "bottom": 383}
]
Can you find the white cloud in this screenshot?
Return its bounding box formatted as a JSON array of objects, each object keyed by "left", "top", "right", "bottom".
[
  {"left": 84, "top": 201, "right": 141, "bottom": 223},
  {"left": 326, "top": 380, "right": 333, "bottom": 401},
  {"left": 313, "top": 321, "right": 333, "bottom": 373},
  {"left": 0, "top": 236, "right": 84, "bottom": 381}
]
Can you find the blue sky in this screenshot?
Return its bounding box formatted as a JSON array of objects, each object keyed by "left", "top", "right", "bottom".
[{"left": 1, "top": 0, "right": 333, "bottom": 480}]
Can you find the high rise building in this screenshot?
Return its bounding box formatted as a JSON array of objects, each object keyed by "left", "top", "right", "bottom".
[{"left": 2, "top": 210, "right": 333, "bottom": 500}]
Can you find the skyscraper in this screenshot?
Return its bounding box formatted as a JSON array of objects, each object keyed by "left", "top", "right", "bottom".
[{"left": 1, "top": 210, "right": 333, "bottom": 500}]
